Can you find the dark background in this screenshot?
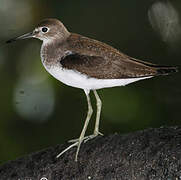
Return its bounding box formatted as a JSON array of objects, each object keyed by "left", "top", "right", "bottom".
[{"left": 0, "top": 0, "right": 180, "bottom": 163}]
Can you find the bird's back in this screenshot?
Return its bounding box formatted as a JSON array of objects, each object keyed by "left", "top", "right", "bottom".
[{"left": 62, "top": 33, "right": 178, "bottom": 79}]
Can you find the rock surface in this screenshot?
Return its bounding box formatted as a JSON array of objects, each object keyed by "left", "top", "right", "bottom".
[{"left": 0, "top": 127, "right": 181, "bottom": 180}]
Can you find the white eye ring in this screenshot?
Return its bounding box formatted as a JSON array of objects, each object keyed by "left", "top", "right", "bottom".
[{"left": 41, "top": 27, "right": 49, "bottom": 33}]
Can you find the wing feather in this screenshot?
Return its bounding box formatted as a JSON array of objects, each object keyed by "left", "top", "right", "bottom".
[{"left": 59, "top": 33, "right": 173, "bottom": 79}]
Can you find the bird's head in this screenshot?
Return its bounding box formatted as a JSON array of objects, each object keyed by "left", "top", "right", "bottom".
[{"left": 6, "top": 18, "right": 70, "bottom": 44}]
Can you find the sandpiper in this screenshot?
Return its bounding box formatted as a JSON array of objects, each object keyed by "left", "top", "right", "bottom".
[{"left": 7, "top": 18, "right": 178, "bottom": 161}]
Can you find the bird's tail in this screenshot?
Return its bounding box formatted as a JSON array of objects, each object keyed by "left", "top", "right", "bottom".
[
  {"left": 155, "top": 65, "right": 178, "bottom": 76},
  {"left": 129, "top": 57, "right": 178, "bottom": 76}
]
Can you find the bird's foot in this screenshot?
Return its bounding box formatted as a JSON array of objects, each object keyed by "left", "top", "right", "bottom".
[
  {"left": 94, "top": 131, "right": 104, "bottom": 136},
  {"left": 56, "top": 137, "right": 84, "bottom": 161},
  {"left": 83, "top": 131, "right": 103, "bottom": 143},
  {"left": 56, "top": 132, "right": 103, "bottom": 161},
  {"left": 68, "top": 131, "right": 103, "bottom": 143}
]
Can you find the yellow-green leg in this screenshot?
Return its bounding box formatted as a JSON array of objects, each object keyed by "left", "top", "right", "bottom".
[
  {"left": 68, "top": 90, "right": 103, "bottom": 143},
  {"left": 93, "top": 90, "right": 103, "bottom": 136},
  {"left": 57, "top": 90, "right": 93, "bottom": 161}
]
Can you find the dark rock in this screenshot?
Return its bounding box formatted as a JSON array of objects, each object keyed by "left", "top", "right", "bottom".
[{"left": 0, "top": 126, "right": 181, "bottom": 180}]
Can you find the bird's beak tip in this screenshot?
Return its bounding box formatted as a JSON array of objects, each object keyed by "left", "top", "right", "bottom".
[
  {"left": 6, "top": 32, "right": 34, "bottom": 44},
  {"left": 6, "top": 39, "right": 16, "bottom": 44}
]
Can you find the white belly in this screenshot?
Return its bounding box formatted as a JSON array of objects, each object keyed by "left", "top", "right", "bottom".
[{"left": 43, "top": 64, "right": 152, "bottom": 91}]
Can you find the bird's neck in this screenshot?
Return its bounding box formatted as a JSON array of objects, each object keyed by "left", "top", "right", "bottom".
[
  {"left": 40, "top": 30, "right": 71, "bottom": 68},
  {"left": 40, "top": 39, "right": 66, "bottom": 68}
]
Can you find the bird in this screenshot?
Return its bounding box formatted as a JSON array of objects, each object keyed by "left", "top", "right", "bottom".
[{"left": 6, "top": 18, "right": 178, "bottom": 161}]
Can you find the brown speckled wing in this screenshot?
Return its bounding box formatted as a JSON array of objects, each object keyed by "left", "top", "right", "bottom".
[
  {"left": 60, "top": 33, "right": 176, "bottom": 79},
  {"left": 60, "top": 53, "right": 157, "bottom": 79}
]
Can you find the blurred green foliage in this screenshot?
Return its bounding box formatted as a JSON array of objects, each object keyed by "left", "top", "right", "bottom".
[{"left": 0, "top": 0, "right": 180, "bottom": 163}]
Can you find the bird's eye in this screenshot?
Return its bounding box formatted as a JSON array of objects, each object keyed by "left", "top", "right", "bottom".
[{"left": 41, "top": 27, "right": 48, "bottom": 33}]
